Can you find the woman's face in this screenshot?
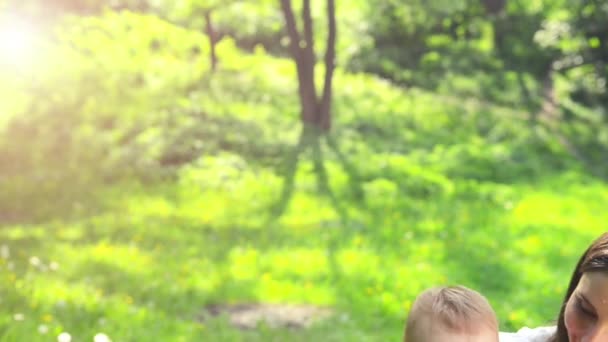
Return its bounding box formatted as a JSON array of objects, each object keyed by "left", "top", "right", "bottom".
[{"left": 565, "top": 272, "right": 608, "bottom": 341}]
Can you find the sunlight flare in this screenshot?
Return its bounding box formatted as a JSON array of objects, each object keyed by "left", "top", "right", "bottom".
[{"left": 0, "top": 15, "right": 37, "bottom": 65}]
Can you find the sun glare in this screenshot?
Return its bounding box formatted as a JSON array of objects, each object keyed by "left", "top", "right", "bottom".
[{"left": 0, "top": 15, "right": 37, "bottom": 66}]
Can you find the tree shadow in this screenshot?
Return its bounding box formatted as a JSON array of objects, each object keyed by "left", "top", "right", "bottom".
[
  {"left": 267, "top": 124, "right": 368, "bottom": 292},
  {"left": 325, "top": 134, "right": 365, "bottom": 202},
  {"left": 269, "top": 125, "right": 365, "bottom": 222},
  {"left": 155, "top": 110, "right": 287, "bottom": 170}
]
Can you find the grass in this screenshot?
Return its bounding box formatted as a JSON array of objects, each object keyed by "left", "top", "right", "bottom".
[{"left": 1, "top": 161, "right": 607, "bottom": 341}]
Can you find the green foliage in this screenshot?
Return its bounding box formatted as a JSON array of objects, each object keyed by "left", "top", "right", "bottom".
[{"left": 0, "top": 11, "right": 214, "bottom": 219}]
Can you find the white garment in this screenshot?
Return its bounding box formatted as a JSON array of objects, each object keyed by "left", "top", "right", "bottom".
[{"left": 499, "top": 326, "right": 556, "bottom": 342}]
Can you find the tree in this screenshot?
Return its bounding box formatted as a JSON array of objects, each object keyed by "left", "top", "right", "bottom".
[
  {"left": 279, "top": 0, "right": 336, "bottom": 132},
  {"left": 271, "top": 1, "right": 365, "bottom": 221},
  {"left": 162, "top": 0, "right": 238, "bottom": 73},
  {"left": 203, "top": 10, "right": 218, "bottom": 71},
  {"left": 163, "top": 0, "right": 285, "bottom": 72}
]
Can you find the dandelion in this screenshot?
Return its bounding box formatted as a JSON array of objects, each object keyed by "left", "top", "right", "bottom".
[
  {"left": 29, "top": 256, "right": 41, "bottom": 267},
  {"left": 0, "top": 244, "right": 9, "bottom": 259},
  {"left": 57, "top": 332, "right": 71, "bottom": 342},
  {"left": 38, "top": 324, "right": 49, "bottom": 334},
  {"left": 93, "top": 333, "right": 112, "bottom": 342},
  {"left": 13, "top": 313, "right": 24, "bottom": 321}
]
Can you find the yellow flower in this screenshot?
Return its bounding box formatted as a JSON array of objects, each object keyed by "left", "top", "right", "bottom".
[
  {"left": 508, "top": 311, "right": 521, "bottom": 322},
  {"left": 353, "top": 236, "right": 363, "bottom": 246},
  {"left": 403, "top": 300, "right": 412, "bottom": 311}
]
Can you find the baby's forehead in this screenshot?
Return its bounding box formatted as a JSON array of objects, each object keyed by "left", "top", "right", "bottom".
[
  {"left": 418, "top": 309, "right": 498, "bottom": 331},
  {"left": 434, "top": 330, "right": 499, "bottom": 342},
  {"left": 415, "top": 313, "right": 497, "bottom": 333}
]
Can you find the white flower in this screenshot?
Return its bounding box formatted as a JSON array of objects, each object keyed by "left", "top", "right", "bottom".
[
  {"left": 29, "top": 256, "right": 41, "bottom": 266},
  {"left": 13, "top": 313, "right": 24, "bottom": 321},
  {"left": 93, "top": 333, "right": 112, "bottom": 342},
  {"left": 57, "top": 332, "right": 71, "bottom": 342},
  {"left": 50, "top": 261, "right": 60, "bottom": 271},
  {"left": 0, "top": 244, "right": 9, "bottom": 258},
  {"left": 38, "top": 324, "right": 49, "bottom": 334}
]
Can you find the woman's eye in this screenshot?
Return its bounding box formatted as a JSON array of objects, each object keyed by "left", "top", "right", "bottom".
[{"left": 577, "top": 298, "right": 598, "bottom": 319}]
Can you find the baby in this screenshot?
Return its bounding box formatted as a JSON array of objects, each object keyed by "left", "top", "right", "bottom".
[{"left": 404, "top": 285, "right": 499, "bottom": 342}]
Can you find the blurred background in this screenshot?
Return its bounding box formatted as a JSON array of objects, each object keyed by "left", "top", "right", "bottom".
[{"left": 0, "top": 0, "right": 607, "bottom": 340}]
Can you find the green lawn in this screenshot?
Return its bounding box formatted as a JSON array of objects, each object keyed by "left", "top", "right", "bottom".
[{"left": 1, "top": 164, "right": 607, "bottom": 341}]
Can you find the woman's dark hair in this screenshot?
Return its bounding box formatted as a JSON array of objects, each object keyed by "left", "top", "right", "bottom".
[{"left": 550, "top": 232, "right": 608, "bottom": 342}]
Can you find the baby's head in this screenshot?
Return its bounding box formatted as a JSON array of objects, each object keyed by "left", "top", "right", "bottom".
[{"left": 404, "top": 286, "right": 498, "bottom": 342}]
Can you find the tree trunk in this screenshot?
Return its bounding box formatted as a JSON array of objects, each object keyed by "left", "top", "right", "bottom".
[
  {"left": 318, "top": 0, "right": 336, "bottom": 131},
  {"left": 280, "top": 0, "right": 336, "bottom": 132},
  {"left": 540, "top": 69, "right": 557, "bottom": 122},
  {"left": 481, "top": 0, "right": 506, "bottom": 15},
  {"left": 205, "top": 10, "right": 218, "bottom": 72},
  {"left": 280, "top": 0, "right": 317, "bottom": 125},
  {"left": 300, "top": 0, "right": 319, "bottom": 126}
]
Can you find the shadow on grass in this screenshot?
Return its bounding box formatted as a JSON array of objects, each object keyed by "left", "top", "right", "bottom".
[
  {"left": 0, "top": 110, "right": 287, "bottom": 227},
  {"left": 267, "top": 124, "right": 368, "bottom": 294},
  {"left": 269, "top": 124, "right": 365, "bottom": 222},
  {"left": 156, "top": 110, "right": 288, "bottom": 170}
]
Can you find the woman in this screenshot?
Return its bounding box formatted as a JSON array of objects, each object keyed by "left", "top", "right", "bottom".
[{"left": 501, "top": 232, "right": 608, "bottom": 341}]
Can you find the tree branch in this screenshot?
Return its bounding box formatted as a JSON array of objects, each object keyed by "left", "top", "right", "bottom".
[
  {"left": 302, "top": 0, "right": 315, "bottom": 59},
  {"left": 280, "top": 0, "right": 303, "bottom": 61},
  {"left": 204, "top": 10, "right": 218, "bottom": 71}
]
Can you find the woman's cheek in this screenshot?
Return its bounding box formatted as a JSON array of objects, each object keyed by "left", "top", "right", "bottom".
[{"left": 565, "top": 303, "right": 590, "bottom": 341}]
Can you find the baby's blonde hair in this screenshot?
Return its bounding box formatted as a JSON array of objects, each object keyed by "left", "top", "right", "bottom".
[{"left": 404, "top": 286, "right": 498, "bottom": 342}]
